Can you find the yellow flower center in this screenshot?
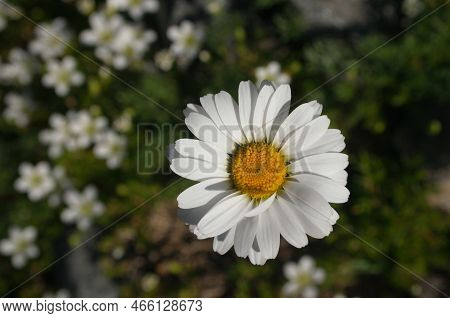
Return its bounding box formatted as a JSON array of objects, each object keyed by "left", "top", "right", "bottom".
[{"left": 230, "top": 142, "right": 287, "bottom": 200}]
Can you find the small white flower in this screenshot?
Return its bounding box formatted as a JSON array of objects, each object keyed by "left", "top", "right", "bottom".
[
  {"left": 202, "top": 0, "right": 227, "bottom": 15},
  {"left": 110, "top": 24, "right": 156, "bottom": 69},
  {"left": 282, "top": 255, "right": 326, "bottom": 297},
  {"left": 70, "top": 110, "right": 108, "bottom": 148},
  {"left": 94, "top": 130, "right": 127, "bottom": 169},
  {"left": 0, "top": 226, "right": 39, "bottom": 269},
  {"left": 2, "top": 92, "right": 34, "bottom": 128},
  {"left": 113, "top": 111, "right": 132, "bottom": 133},
  {"left": 167, "top": 21, "right": 204, "bottom": 63},
  {"left": 29, "top": 18, "right": 72, "bottom": 60},
  {"left": 61, "top": 185, "right": 105, "bottom": 230},
  {"left": 154, "top": 49, "right": 175, "bottom": 71},
  {"left": 0, "top": 2, "right": 19, "bottom": 32},
  {"left": 170, "top": 81, "right": 348, "bottom": 265},
  {"left": 108, "top": 0, "right": 159, "bottom": 20},
  {"left": 15, "top": 162, "right": 56, "bottom": 201},
  {"left": 42, "top": 56, "right": 84, "bottom": 96},
  {"left": 255, "top": 61, "right": 291, "bottom": 87},
  {"left": 43, "top": 289, "right": 71, "bottom": 298},
  {"left": 79, "top": 12, "right": 125, "bottom": 64},
  {"left": 39, "top": 112, "right": 79, "bottom": 158},
  {"left": 0, "top": 48, "right": 36, "bottom": 85},
  {"left": 403, "top": 0, "right": 424, "bottom": 18}
]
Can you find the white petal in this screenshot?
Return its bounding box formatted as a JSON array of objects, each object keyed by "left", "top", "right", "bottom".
[
  {"left": 214, "top": 91, "right": 244, "bottom": 144},
  {"left": 328, "top": 170, "right": 348, "bottom": 186},
  {"left": 174, "top": 139, "right": 229, "bottom": 166},
  {"left": 273, "top": 195, "right": 308, "bottom": 248},
  {"left": 290, "top": 174, "right": 350, "bottom": 203},
  {"left": 213, "top": 227, "right": 236, "bottom": 255},
  {"left": 170, "top": 157, "right": 229, "bottom": 181},
  {"left": 283, "top": 262, "right": 299, "bottom": 280},
  {"left": 299, "top": 129, "right": 345, "bottom": 158},
  {"left": 183, "top": 103, "right": 205, "bottom": 118},
  {"left": 281, "top": 116, "right": 330, "bottom": 160},
  {"left": 200, "top": 94, "right": 234, "bottom": 142},
  {"left": 248, "top": 242, "right": 268, "bottom": 266},
  {"left": 197, "top": 193, "right": 251, "bottom": 237},
  {"left": 252, "top": 84, "right": 275, "bottom": 141},
  {"left": 177, "top": 178, "right": 231, "bottom": 209},
  {"left": 264, "top": 84, "right": 291, "bottom": 140},
  {"left": 234, "top": 216, "right": 258, "bottom": 257},
  {"left": 238, "top": 81, "right": 258, "bottom": 141},
  {"left": 272, "top": 101, "right": 321, "bottom": 147},
  {"left": 245, "top": 193, "right": 276, "bottom": 217},
  {"left": 288, "top": 153, "right": 349, "bottom": 176},
  {"left": 256, "top": 210, "right": 280, "bottom": 259},
  {"left": 12, "top": 254, "right": 27, "bottom": 269}
]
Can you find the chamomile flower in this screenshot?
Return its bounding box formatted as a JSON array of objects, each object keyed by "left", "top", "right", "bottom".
[
  {"left": 108, "top": 0, "right": 159, "bottom": 20},
  {"left": 0, "top": 48, "right": 36, "bottom": 85},
  {"left": 93, "top": 130, "right": 127, "bottom": 169},
  {"left": 42, "top": 56, "right": 84, "bottom": 96},
  {"left": 167, "top": 21, "right": 204, "bottom": 63},
  {"left": 29, "top": 18, "right": 72, "bottom": 60},
  {"left": 61, "top": 185, "right": 105, "bottom": 230},
  {"left": 69, "top": 110, "right": 108, "bottom": 148},
  {"left": 170, "top": 80, "right": 349, "bottom": 265},
  {"left": 110, "top": 25, "right": 156, "bottom": 69},
  {"left": 255, "top": 61, "right": 291, "bottom": 87},
  {"left": 282, "top": 255, "right": 326, "bottom": 297},
  {"left": 15, "top": 162, "right": 56, "bottom": 201},
  {"left": 2, "top": 92, "right": 34, "bottom": 128},
  {"left": 0, "top": 226, "right": 39, "bottom": 269}
]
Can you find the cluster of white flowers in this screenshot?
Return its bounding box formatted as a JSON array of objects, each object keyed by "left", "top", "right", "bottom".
[
  {"left": 42, "top": 56, "right": 85, "bottom": 96},
  {"left": 0, "top": 2, "right": 19, "bottom": 32},
  {"left": 39, "top": 110, "right": 127, "bottom": 169},
  {"left": 29, "top": 18, "right": 73, "bottom": 61},
  {"left": 80, "top": 10, "right": 156, "bottom": 70},
  {"left": 282, "top": 255, "right": 326, "bottom": 297},
  {"left": 255, "top": 61, "right": 291, "bottom": 87},
  {"left": 107, "top": 0, "right": 159, "bottom": 20},
  {"left": 0, "top": 226, "right": 39, "bottom": 269},
  {"left": 61, "top": 185, "right": 105, "bottom": 230},
  {"left": 14, "top": 162, "right": 69, "bottom": 202},
  {"left": 164, "top": 20, "right": 204, "bottom": 68},
  {"left": 2, "top": 92, "right": 34, "bottom": 128},
  {"left": 0, "top": 48, "right": 36, "bottom": 86}
]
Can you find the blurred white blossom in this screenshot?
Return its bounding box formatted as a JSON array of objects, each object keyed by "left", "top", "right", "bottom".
[
  {"left": 70, "top": 110, "right": 108, "bottom": 148},
  {"left": 43, "top": 289, "right": 71, "bottom": 298},
  {"left": 42, "top": 56, "right": 84, "bottom": 96},
  {"left": 0, "top": 226, "right": 39, "bottom": 269},
  {"left": 202, "top": 0, "right": 227, "bottom": 15},
  {"left": 0, "top": 2, "right": 19, "bottom": 32},
  {"left": 282, "top": 255, "right": 326, "bottom": 297},
  {"left": 403, "top": 0, "right": 424, "bottom": 18},
  {"left": 255, "top": 61, "right": 291, "bottom": 87},
  {"left": 154, "top": 49, "right": 175, "bottom": 71},
  {"left": 14, "top": 162, "right": 56, "bottom": 201},
  {"left": 2, "top": 92, "right": 34, "bottom": 128},
  {"left": 29, "top": 18, "right": 72, "bottom": 60},
  {"left": 108, "top": 0, "right": 159, "bottom": 20},
  {"left": 113, "top": 111, "right": 133, "bottom": 133},
  {"left": 167, "top": 21, "right": 204, "bottom": 64},
  {"left": 0, "top": 48, "right": 36, "bottom": 85},
  {"left": 94, "top": 130, "right": 127, "bottom": 169},
  {"left": 61, "top": 185, "right": 105, "bottom": 230}
]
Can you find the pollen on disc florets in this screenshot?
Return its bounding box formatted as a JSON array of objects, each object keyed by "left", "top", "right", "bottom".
[{"left": 229, "top": 142, "right": 287, "bottom": 200}]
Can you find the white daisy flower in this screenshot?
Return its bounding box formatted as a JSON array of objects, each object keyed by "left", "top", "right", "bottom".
[
  {"left": 255, "top": 61, "right": 291, "bottom": 87},
  {"left": 0, "top": 48, "right": 36, "bottom": 85},
  {"left": 69, "top": 110, "right": 108, "bottom": 148},
  {"left": 93, "top": 130, "right": 127, "bottom": 169},
  {"left": 14, "top": 162, "right": 56, "bottom": 201},
  {"left": 79, "top": 12, "right": 125, "bottom": 64},
  {"left": 2, "top": 92, "right": 34, "bottom": 128},
  {"left": 167, "top": 20, "right": 204, "bottom": 63},
  {"left": 169, "top": 80, "right": 349, "bottom": 265},
  {"left": 39, "top": 112, "right": 79, "bottom": 158},
  {"left": 282, "top": 255, "right": 326, "bottom": 297},
  {"left": 42, "top": 56, "right": 85, "bottom": 96},
  {"left": 29, "top": 18, "right": 72, "bottom": 60},
  {"left": 107, "top": 0, "right": 159, "bottom": 20},
  {"left": 0, "top": 226, "right": 39, "bottom": 269},
  {"left": 61, "top": 185, "right": 105, "bottom": 230},
  {"left": 110, "top": 24, "right": 156, "bottom": 70}
]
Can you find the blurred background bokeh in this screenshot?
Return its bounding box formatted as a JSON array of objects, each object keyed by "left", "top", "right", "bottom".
[{"left": 0, "top": 0, "right": 449, "bottom": 297}]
